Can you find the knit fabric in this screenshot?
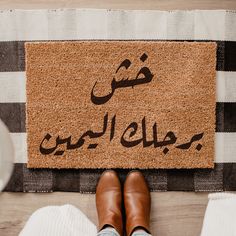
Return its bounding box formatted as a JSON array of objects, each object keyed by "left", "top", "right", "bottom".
[
  {"left": 19, "top": 204, "right": 97, "bottom": 236},
  {"left": 201, "top": 193, "right": 236, "bottom": 236}
]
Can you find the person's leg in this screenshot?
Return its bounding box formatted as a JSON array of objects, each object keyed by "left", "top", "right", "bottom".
[
  {"left": 131, "top": 228, "right": 152, "bottom": 236},
  {"left": 201, "top": 193, "right": 236, "bottom": 236},
  {"left": 96, "top": 170, "right": 123, "bottom": 236},
  {"left": 19, "top": 204, "right": 97, "bottom": 236},
  {"left": 97, "top": 226, "right": 120, "bottom": 236},
  {"left": 124, "top": 171, "right": 152, "bottom": 236}
]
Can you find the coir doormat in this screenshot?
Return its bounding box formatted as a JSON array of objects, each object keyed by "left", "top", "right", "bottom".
[{"left": 26, "top": 41, "right": 216, "bottom": 169}]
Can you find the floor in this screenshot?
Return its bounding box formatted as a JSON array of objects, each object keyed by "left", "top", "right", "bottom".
[
  {"left": 0, "top": 0, "right": 236, "bottom": 236},
  {"left": 0, "top": 0, "right": 235, "bottom": 10},
  {"left": 0, "top": 192, "right": 209, "bottom": 236}
]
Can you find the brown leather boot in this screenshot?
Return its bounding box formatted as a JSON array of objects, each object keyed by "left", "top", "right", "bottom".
[
  {"left": 124, "top": 171, "right": 151, "bottom": 236},
  {"left": 96, "top": 170, "right": 123, "bottom": 235}
]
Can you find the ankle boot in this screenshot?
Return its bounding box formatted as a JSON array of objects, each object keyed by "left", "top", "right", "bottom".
[
  {"left": 124, "top": 171, "right": 151, "bottom": 236},
  {"left": 96, "top": 170, "right": 123, "bottom": 235}
]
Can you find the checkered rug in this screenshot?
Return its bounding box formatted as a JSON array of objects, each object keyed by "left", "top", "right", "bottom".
[{"left": 1, "top": 9, "right": 236, "bottom": 192}]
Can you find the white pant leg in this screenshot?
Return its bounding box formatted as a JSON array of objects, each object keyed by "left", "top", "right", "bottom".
[
  {"left": 201, "top": 193, "right": 236, "bottom": 236},
  {"left": 19, "top": 204, "right": 97, "bottom": 236}
]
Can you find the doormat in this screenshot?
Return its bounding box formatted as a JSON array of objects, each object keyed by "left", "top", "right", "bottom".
[{"left": 26, "top": 41, "right": 216, "bottom": 169}]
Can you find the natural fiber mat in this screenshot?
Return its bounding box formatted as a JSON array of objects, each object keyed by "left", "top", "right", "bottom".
[{"left": 26, "top": 41, "right": 216, "bottom": 169}]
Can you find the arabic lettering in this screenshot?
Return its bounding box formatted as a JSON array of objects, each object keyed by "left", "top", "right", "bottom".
[
  {"left": 40, "top": 113, "right": 108, "bottom": 155},
  {"left": 39, "top": 113, "right": 204, "bottom": 156},
  {"left": 91, "top": 53, "right": 154, "bottom": 105},
  {"left": 175, "top": 133, "right": 203, "bottom": 151},
  {"left": 40, "top": 53, "right": 204, "bottom": 158}
]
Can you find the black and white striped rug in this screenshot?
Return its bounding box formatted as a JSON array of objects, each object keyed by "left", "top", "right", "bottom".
[{"left": 1, "top": 9, "right": 236, "bottom": 192}]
